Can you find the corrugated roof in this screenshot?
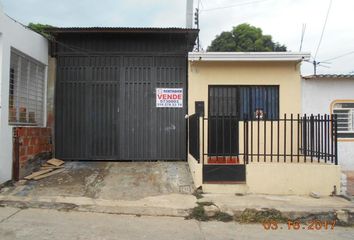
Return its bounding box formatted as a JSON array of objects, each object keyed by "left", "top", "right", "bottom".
[
  {"left": 46, "top": 27, "right": 199, "bottom": 34},
  {"left": 302, "top": 74, "right": 354, "bottom": 80}
]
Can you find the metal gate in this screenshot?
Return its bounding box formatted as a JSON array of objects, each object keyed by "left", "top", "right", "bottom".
[
  {"left": 202, "top": 85, "right": 280, "bottom": 182},
  {"left": 55, "top": 55, "right": 187, "bottom": 160}
]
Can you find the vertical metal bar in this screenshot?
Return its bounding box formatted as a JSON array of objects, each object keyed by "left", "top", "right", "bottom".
[
  {"left": 297, "top": 114, "right": 300, "bottom": 163},
  {"left": 257, "top": 117, "right": 260, "bottom": 162},
  {"left": 271, "top": 118, "right": 273, "bottom": 162},
  {"left": 310, "top": 114, "right": 314, "bottom": 163},
  {"left": 243, "top": 117, "right": 246, "bottom": 164},
  {"left": 197, "top": 115, "right": 200, "bottom": 163},
  {"left": 304, "top": 114, "right": 307, "bottom": 162},
  {"left": 222, "top": 114, "right": 225, "bottom": 158},
  {"left": 277, "top": 117, "right": 280, "bottom": 162},
  {"left": 284, "top": 114, "right": 287, "bottom": 162},
  {"left": 251, "top": 117, "right": 253, "bottom": 162},
  {"left": 290, "top": 114, "right": 293, "bottom": 162},
  {"left": 324, "top": 114, "right": 328, "bottom": 163},
  {"left": 246, "top": 119, "right": 249, "bottom": 164},
  {"left": 327, "top": 114, "right": 331, "bottom": 163},
  {"left": 202, "top": 117, "right": 205, "bottom": 164},
  {"left": 215, "top": 115, "right": 218, "bottom": 158},
  {"left": 320, "top": 115, "right": 323, "bottom": 160},
  {"left": 229, "top": 115, "right": 232, "bottom": 162},
  {"left": 317, "top": 114, "right": 321, "bottom": 162},
  {"left": 208, "top": 116, "right": 211, "bottom": 161},
  {"left": 331, "top": 114, "right": 334, "bottom": 164},
  {"left": 264, "top": 118, "right": 266, "bottom": 162},
  {"left": 334, "top": 114, "right": 338, "bottom": 165}
]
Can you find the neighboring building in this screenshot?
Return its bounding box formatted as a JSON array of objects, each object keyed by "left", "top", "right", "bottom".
[
  {"left": 187, "top": 52, "right": 341, "bottom": 195},
  {"left": 47, "top": 27, "right": 198, "bottom": 161},
  {"left": 302, "top": 74, "right": 354, "bottom": 195},
  {"left": 0, "top": 8, "right": 50, "bottom": 184}
]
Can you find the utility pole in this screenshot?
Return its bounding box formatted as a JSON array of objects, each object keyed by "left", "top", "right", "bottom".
[
  {"left": 194, "top": 7, "right": 200, "bottom": 51},
  {"left": 313, "top": 61, "right": 317, "bottom": 76}
]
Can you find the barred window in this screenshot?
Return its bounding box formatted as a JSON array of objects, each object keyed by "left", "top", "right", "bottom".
[
  {"left": 9, "top": 49, "right": 46, "bottom": 126},
  {"left": 333, "top": 102, "right": 354, "bottom": 138},
  {"left": 209, "top": 85, "right": 279, "bottom": 120}
]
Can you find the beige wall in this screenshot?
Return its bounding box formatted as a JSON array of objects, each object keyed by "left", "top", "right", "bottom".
[
  {"left": 189, "top": 155, "right": 341, "bottom": 196},
  {"left": 247, "top": 163, "right": 341, "bottom": 195},
  {"left": 188, "top": 61, "right": 302, "bottom": 116}
]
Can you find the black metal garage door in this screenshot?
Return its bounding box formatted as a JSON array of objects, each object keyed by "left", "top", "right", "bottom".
[{"left": 53, "top": 29, "right": 197, "bottom": 161}]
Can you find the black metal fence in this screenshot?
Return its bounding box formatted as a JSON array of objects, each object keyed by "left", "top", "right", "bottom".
[
  {"left": 188, "top": 114, "right": 200, "bottom": 162},
  {"left": 242, "top": 114, "right": 338, "bottom": 164},
  {"left": 193, "top": 114, "right": 338, "bottom": 165}
]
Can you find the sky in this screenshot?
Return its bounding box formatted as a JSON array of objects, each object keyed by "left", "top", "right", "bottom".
[{"left": 1, "top": 0, "right": 353, "bottom": 75}]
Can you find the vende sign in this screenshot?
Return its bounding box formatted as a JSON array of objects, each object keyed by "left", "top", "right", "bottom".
[{"left": 156, "top": 88, "right": 183, "bottom": 108}]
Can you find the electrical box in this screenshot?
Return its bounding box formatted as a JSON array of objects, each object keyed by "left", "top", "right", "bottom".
[{"left": 195, "top": 101, "right": 204, "bottom": 117}]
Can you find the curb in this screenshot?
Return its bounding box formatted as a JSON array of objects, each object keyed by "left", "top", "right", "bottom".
[{"left": 0, "top": 199, "right": 191, "bottom": 218}]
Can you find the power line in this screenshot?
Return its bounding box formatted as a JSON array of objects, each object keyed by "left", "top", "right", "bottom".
[
  {"left": 299, "top": 23, "right": 306, "bottom": 52},
  {"left": 201, "top": 0, "right": 269, "bottom": 12},
  {"left": 314, "top": 0, "right": 333, "bottom": 59},
  {"left": 323, "top": 50, "right": 354, "bottom": 62}
]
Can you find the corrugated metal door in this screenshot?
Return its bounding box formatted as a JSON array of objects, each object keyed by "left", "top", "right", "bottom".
[{"left": 55, "top": 55, "right": 186, "bottom": 160}]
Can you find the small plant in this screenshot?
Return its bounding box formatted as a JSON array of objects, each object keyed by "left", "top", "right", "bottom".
[
  {"left": 197, "top": 201, "right": 214, "bottom": 206},
  {"left": 238, "top": 208, "right": 286, "bottom": 223},
  {"left": 186, "top": 204, "right": 208, "bottom": 221},
  {"left": 192, "top": 188, "right": 204, "bottom": 199},
  {"left": 214, "top": 212, "right": 234, "bottom": 222},
  {"left": 186, "top": 202, "right": 233, "bottom": 222}
]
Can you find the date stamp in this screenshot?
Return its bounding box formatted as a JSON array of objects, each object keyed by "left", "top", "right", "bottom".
[{"left": 262, "top": 220, "right": 336, "bottom": 230}]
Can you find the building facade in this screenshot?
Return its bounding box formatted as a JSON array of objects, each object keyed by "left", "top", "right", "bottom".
[
  {"left": 302, "top": 74, "right": 354, "bottom": 195},
  {"left": 0, "top": 8, "right": 49, "bottom": 184},
  {"left": 187, "top": 52, "right": 341, "bottom": 195}
]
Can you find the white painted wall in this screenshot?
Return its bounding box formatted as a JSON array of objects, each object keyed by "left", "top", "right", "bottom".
[
  {"left": 0, "top": 9, "right": 48, "bottom": 184},
  {"left": 302, "top": 78, "right": 354, "bottom": 170}
]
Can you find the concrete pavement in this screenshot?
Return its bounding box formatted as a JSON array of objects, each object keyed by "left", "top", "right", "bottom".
[
  {"left": 0, "top": 207, "right": 353, "bottom": 240},
  {"left": 1, "top": 161, "right": 354, "bottom": 222}
]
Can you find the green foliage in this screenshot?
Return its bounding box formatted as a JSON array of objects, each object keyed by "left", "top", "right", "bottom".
[
  {"left": 186, "top": 202, "right": 234, "bottom": 222},
  {"left": 186, "top": 204, "right": 209, "bottom": 221},
  {"left": 192, "top": 188, "right": 204, "bottom": 199},
  {"left": 28, "top": 23, "right": 54, "bottom": 39},
  {"left": 237, "top": 208, "right": 286, "bottom": 223},
  {"left": 208, "top": 23, "right": 287, "bottom": 52}
]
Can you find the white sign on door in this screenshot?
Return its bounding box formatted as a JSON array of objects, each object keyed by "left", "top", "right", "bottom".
[{"left": 156, "top": 88, "right": 183, "bottom": 108}]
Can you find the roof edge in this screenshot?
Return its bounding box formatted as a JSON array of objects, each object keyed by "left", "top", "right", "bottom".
[
  {"left": 188, "top": 52, "right": 311, "bottom": 62},
  {"left": 302, "top": 74, "right": 354, "bottom": 80},
  {"left": 46, "top": 27, "right": 199, "bottom": 34}
]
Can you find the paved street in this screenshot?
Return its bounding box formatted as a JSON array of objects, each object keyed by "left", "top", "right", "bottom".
[{"left": 0, "top": 207, "right": 353, "bottom": 240}]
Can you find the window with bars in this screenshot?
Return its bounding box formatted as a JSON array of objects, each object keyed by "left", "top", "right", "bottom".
[
  {"left": 209, "top": 85, "right": 279, "bottom": 120},
  {"left": 333, "top": 102, "right": 354, "bottom": 138},
  {"left": 9, "top": 49, "right": 46, "bottom": 126}
]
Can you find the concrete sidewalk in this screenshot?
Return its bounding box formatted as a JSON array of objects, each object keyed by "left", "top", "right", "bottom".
[
  {"left": 0, "top": 190, "right": 353, "bottom": 221},
  {"left": 200, "top": 193, "right": 354, "bottom": 213},
  {"left": 1, "top": 207, "right": 354, "bottom": 240}
]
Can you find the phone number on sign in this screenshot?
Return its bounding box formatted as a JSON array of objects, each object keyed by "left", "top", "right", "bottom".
[{"left": 262, "top": 220, "right": 336, "bottom": 230}]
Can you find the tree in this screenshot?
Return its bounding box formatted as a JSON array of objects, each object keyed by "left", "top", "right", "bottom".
[
  {"left": 28, "top": 23, "right": 54, "bottom": 39},
  {"left": 208, "top": 23, "right": 287, "bottom": 52}
]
